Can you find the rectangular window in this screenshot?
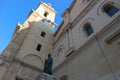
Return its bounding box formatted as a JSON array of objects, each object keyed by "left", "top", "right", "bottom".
[
  {"left": 41, "top": 31, "right": 46, "bottom": 37},
  {"left": 36, "top": 44, "right": 42, "bottom": 51}
]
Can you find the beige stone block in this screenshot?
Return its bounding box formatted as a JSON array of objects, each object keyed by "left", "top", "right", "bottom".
[{"left": 0, "top": 66, "right": 7, "bottom": 80}]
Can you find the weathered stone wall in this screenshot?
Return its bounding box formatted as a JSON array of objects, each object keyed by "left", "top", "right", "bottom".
[{"left": 53, "top": 0, "right": 120, "bottom": 80}]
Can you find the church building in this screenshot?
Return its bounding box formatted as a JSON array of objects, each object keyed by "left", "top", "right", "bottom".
[{"left": 0, "top": 0, "right": 120, "bottom": 80}]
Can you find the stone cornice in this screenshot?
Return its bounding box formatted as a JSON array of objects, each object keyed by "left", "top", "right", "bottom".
[
  {"left": 62, "top": 8, "right": 70, "bottom": 17},
  {"left": 69, "top": 0, "right": 77, "bottom": 12},
  {"left": 39, "top": 2, "right": 57, "bottom": 14},
  {"left": 105, "top": 28, "right": 120, "bottom": 43},
  {"left": 61, "top": 0, "right": 76, "bottom": 17},
  {"left": 95, "top": 15, "right": 120, "bottom": 40}
]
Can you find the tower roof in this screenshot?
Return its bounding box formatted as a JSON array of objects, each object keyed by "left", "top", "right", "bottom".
[{"left": 38, "top": 2, "right": 57, "bottom": 14}]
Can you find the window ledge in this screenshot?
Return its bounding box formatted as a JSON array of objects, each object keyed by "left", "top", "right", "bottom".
[{"left": 104, "top": 28, "right": 120, "bottom": 43}]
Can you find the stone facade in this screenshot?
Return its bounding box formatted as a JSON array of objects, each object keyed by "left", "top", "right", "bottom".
[
  {"left": 0, "top": 2, "right": 56, "bottom": 80},
  {"left": 53, "top": 0, "right": 120, "bottom": 80},
  {"left": 0, "top": 0, "right": 120, "bottom": 80}
]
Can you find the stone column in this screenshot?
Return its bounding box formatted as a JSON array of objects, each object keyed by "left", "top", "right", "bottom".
[
  {"left": 68, "top": 27, "right": 73, "bottom": 49},
  {"left": 66, "top": 29, "right": 70, "bottom": 50}
]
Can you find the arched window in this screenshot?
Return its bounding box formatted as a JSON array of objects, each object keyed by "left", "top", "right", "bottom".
[
  {"left": 44, "top": 11, "right": 49, "bottom": 17},
  {"left": 57, "top": 47, "right": 63, "bottom": 56},
  {"left": 103, "top": 4, "right": 119, "bottom": 17},
  {"left": 84, "top": 23, "right": 94, "bottom": 36}
]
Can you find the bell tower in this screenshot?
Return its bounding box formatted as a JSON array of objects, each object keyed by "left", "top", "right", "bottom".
[
  {"left": 36, "top": 2, "right": 57, "bottom": 22},
  {"left": 24, "top": 2, "right": 57, "bottom": 29},
  {"left": 22, "top": 2, "right": 57, "bottom": 30},
  {"left": 14, "top": 2, "right": 57, "bottom": 70},
  {"left": 0, "top": 2, "right": 57, "bottom": 80}
]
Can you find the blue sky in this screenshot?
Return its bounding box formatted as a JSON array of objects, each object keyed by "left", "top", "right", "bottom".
[{"left": 0, "top": 0, "right": 73, "bottom": 53}]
